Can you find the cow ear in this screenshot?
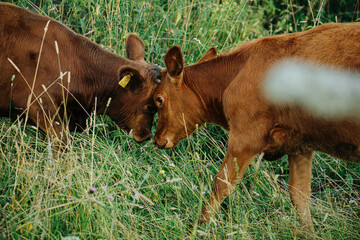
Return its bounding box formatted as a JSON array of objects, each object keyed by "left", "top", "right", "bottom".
[
  {"left": 197, "top": 47, "right": 217, "bottom": 63},
  {"left": 164, "top": 46, "right": 183, "bottom": 81},
  {"left": 125, "top": 34, "right": 145, "bottom": 61},
  {"left": 118, "top": 67, "right": 143, "bottom": 92}
]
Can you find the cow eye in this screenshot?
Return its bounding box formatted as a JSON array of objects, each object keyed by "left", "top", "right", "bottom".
[{"left": 156, "top": 97, "right": 164, "bottom": 105}]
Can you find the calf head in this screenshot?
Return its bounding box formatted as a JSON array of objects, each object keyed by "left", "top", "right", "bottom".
[
  {"left": 153, "top": 46, "right": 217, "bottom": 148},
  {"left": 108, "top": 34, "right": 161, "bottom": 142}
]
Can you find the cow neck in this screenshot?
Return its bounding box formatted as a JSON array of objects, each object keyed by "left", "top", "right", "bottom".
[
  {"left": 184, "top": 52, "right": 247, "bottom": 129},
  {"left": 73, "top": 36, "right": 131, "bottom": 113}
]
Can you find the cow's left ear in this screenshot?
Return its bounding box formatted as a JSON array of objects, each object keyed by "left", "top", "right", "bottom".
[
  {"left": 118, "top": 66, "right": 143, "bottom": 92},
  {"left": 164, "top": 46, "right": 183, "bottom": 85},
  {"left": 125, "top": 34, "right": 145, "bottom": 61},
  {"left": 197, "top": 47, "right": 217, "bottom": 63}
]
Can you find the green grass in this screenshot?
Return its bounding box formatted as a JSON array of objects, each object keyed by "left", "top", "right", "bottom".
[{"left": 1, "top": 0, "right": 360, "bottom": 239}]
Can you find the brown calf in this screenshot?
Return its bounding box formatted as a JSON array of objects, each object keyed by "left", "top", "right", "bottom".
[
  {"left": 0, "top": 3, "right": 161, "bottom": 143},
  {"left": 153, "top": 23, "right": 360, "bottom": 231}
]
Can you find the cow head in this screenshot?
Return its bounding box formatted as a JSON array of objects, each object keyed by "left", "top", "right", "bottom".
[
  {"left": 153, "top": 46, "right": 217, "bottom": 148},
  {"left": 107, "top": 34, "right": 161, "bottom": 143}
]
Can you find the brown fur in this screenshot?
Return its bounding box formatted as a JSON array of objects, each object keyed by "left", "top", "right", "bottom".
[
  {"left": 0, "top": 3, "right": 161, "bottom": 143},
  {"left": 153, "top": 23, "right": 360, "bottom": 230}
]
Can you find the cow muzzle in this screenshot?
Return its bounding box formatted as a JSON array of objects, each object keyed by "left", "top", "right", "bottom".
[
  {"left": 131, "top": 129, "right": 152, "bottom": 143},
  {"left": 153, "top": 136, "right": 175, "bottom": 149}
]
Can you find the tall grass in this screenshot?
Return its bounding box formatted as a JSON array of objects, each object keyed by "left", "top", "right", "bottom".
[{"left": 1, "top": 0, "right": 360, "bottom": 239}]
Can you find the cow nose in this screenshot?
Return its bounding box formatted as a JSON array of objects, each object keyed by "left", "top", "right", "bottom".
[
  {"left": 133, "top": 131, "right": 152, "bottom": 143},
  {"left": 153, "top": 138, "right": 167, "bottom": 149},
  {"left": 145, "top": 134, "right": 152, "bottom": 141},
  {"left": 141, "top": 135, "right": 151, "bottom": 142}
]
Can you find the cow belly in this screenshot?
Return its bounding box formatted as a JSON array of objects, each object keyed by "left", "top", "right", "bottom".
[
  {"left": 316, "top": 141, "right": 360, "bottom": 163},
  {"left": 264, "top": 133, "right": 360, "bottom": 163}
]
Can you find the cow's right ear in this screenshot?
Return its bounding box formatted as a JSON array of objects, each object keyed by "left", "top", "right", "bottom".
[
  {"left": 164, "top": 46, "right": 183, "bottom": 84},
  {"left": 197, "top": 47, "right": 217, "bottom": 63},
  {"left": 125, "top": 33, "right": 145, "bottom": 61}
]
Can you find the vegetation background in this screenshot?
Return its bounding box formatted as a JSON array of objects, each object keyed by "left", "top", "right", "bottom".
[{"left": 0, "top": 0, "right": 359, "bottom": 239}]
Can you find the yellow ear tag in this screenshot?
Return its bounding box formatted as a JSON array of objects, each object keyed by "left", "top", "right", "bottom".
[{"left": 119, "top": 73, "right": 132, "bottom": 88}]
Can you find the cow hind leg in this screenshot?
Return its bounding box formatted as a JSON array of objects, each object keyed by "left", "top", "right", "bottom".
[{"left": 288, "top": 151, "right": 314, "bottom": 232}]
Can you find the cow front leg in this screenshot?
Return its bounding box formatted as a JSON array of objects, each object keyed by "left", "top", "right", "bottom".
[
  {"left": 288, "top": 152, "right": 314, "bottom": 231},
  {"left": 27, "top": 101, "right": 69, "bottom": 145},
  {"left": 199, "top": 136, "right": 259, "bottom": 225}
]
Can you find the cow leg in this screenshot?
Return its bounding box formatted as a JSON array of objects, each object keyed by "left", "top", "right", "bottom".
[
  {"left": 288, "top": 151, "right": 314, "bottom": 231},
  {"left": 27, "top": 101, "right": 68, "bottom": 145},
  {"left": 199, "top": 134, "right": 259, "bottom": 225}
]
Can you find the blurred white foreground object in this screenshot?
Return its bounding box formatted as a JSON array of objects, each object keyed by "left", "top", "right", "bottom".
[{"left": 264, "top": 60, "right": 360, "bottom": 119}]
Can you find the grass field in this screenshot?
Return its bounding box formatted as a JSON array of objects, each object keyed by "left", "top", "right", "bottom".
[{"left": 1, "top": 0, "right": 360, "bottom": 239}]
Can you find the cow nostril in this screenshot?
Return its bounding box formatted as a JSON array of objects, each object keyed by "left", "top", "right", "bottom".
[
  {"left": 153, "top": 138, "right": 164, "bottom": 148},
  {"left": 153, "top": 138, "right": 168, "bottom": 149}
]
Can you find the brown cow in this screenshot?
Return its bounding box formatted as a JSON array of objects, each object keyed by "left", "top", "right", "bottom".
[
  {"left": 153, "top": 23, "right": 360, "bottom": 231},
  {"left": 0, "top": 3, "right": 161, "bottom": 143}
]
